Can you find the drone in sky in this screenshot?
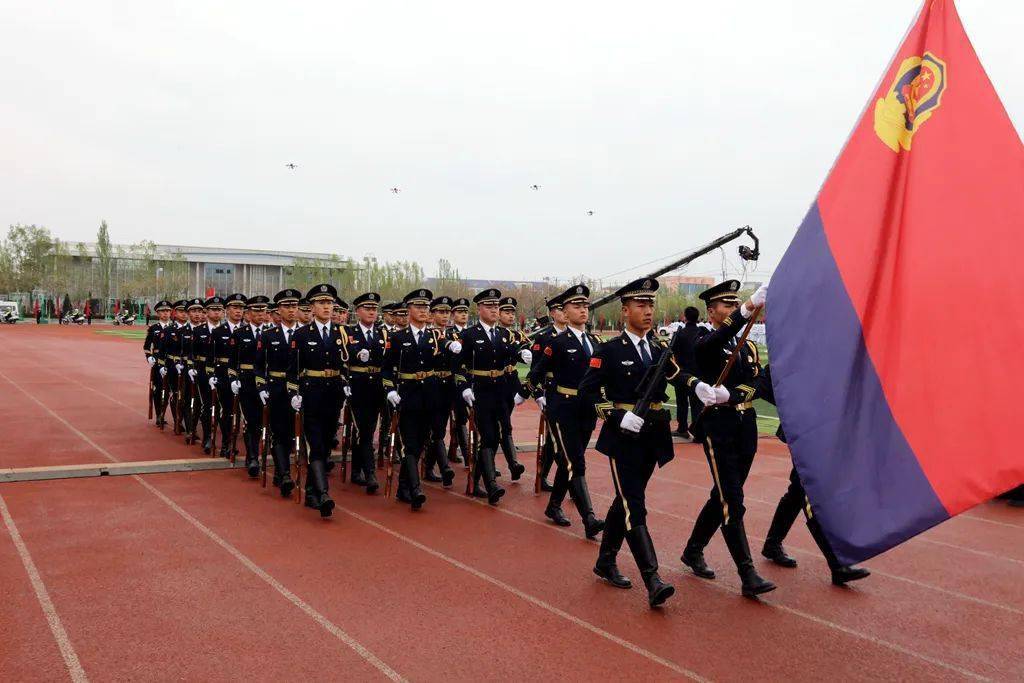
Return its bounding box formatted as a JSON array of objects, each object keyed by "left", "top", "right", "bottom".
[
  {"left": 530, "top": 184, "right": 541, "bottom": 190},
  {"left": 285, "top": 163, "right": 297, "bottom": 170},
  {"left": 586, "top": 210, "right": 594, "bottom": 216},
  {"left": 390, "top": 187, "right": 401, "bottom": 194}
]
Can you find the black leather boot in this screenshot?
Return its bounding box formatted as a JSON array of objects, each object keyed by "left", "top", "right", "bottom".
[
  {"left": 452, "top": 424, "right": 469, "bottom": 465},
  {"left": 402, "top": 451, "right": 426, "bottom": 510},
  {"left": 722, "top": 520, "right": 776, "bottom": 597},
  {"left": 568, "top": 477, "right": 605, "bottom": 540},
  {"left": 307, "top": 460, "right": 334, "bottom": 517},
  {"left": 245, "top": 432, "right": 260, "bottom": 478},
  {"left": 435, "top": 440, "right": 455, "bottom": 487},
  {"left": 625, "top": 525, "right": 674, "bottom": 607},
  {"left": 806, "top": 517, "right": 871, "bottom": 585},
  {"left": 545, "top": 466, "right": 570, "bottom": 525},
  {"left": 593, "top": 503, "right": 631, "bottom": 589},
  {"left": 681, "top": 498, "right": 721, "bottom": 579},
  {"left": 477, "top": 448, "right": 505, "bottom": 505},
  {"left": 501, "top": 432, "right": 525, "bottom": 480},
  {"left": 364, "top": 467, "right": 380, "bottom": 495},
  {"left": 762, "top": 491, "right": 802, "bottom": 567}
]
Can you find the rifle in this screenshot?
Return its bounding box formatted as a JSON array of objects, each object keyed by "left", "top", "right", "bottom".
[
  {"left": 690, "top": 305, "right": 763, "bottom": 433},
  {"left": 210, "top": 384, "right": 220, "bottom": 456},
  {"left": 625, "top": 326, "right": 684, "bottom": 433},
  {"left": 464, "top": 407, "right": 478, "bottom": 495},
  {"left": 447, "top": 408, "right": 458, "bottom": 463},
  {"left": 293, "top": 410, "right": 306, "bottom": 503},
  {"left": 340, "top": 400, "right": 352, "bottom": 483},
  {"left": 534, "top": 410, "right": 547, "bottom": 495},
  {"left": 148, "top": 379, "right": 155, "bottom": 420},
  {"left": 259, "top": 402, "right": 271, "bottom": 488},
  {"left": 173, "top": 373, "right": 184, "bottom": 435},
  {"left": 383, "top": 409, "right": 400, "bottom": 498},
  {"left": 230, "top": 393, "right": 241, "bottom": 465},
  {"left": 186, "top": 377, "right": 200, "bottom": 445}
]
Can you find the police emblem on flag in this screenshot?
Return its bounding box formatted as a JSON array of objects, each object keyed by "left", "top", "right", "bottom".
[{"left": 874, "top": 52, "right": 947, "bottom": 153}]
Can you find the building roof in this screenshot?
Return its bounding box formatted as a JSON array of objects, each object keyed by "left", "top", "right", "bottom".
[{"left": 71, "top": 242, "right": 346, "bottom": 268}]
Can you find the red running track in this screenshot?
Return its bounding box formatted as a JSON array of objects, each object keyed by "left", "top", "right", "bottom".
[{"left": 1, "top": 325, "right": 1021, "bottom": 681}]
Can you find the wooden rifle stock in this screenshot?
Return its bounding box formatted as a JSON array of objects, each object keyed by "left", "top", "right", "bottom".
[{"left": 383, "top": 410, "right": 400, "bottom": 498}]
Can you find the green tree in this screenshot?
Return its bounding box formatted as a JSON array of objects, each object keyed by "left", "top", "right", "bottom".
[
  {"left": 96, "top": 220, "right": 113, "bottom": 305},
  {"left": 0, "top": 224, "right": 55, "bottom": 292}
]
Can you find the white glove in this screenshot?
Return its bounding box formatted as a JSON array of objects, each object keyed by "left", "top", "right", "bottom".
[
  {"left": 343, "top": 385, "right": 352, "bottom": 398},
  {"left": 188, "top": 369, "right": 197, "bottom": 381},
  {"left": 462, "top": 388, "right": 475, "bottom": 407},
  {"left": 147, "top": 356, "right": 156, "bottom": 366},
  {"left": 291, "top": 395, "right": 302, "bottom": 412},
  {"left": 209, "top": 377, "right": 218, "bottom": 389},
  {"left": 230, "top": 380, "right": 241, "bottom": 395},
  {"left": 175, "top": 363, "right": 184, "bottom": 373},
  {"left": 713, "top": 385, "right": 731, "bottom": 404},
  {"left": 535, "top": 396, "right": 547, "bottom": 411},
  {"left": 520, "top": 349, "right": 533, "bottom": 364},
  {"left": 258, "top": 390, "right": 269, "bottom": 405},
  {"left": 695, "top": 382, "right": 717, "bottom": 406},
  {"left": 387, "top": 390, "right": 401, "bottom": 407},
  {"left": 514, "top": 393, "right": 525, "bottom": 406},
  {"left": 751, "top": 283, "right": 768, "bottom": 308},
  {"left": 449, "top": 340, "right": 462, "bottom": 354},
  {"left": 620, "top": 410, "right": 644, "bottom": 433},
  {"left": 357, "top": 349, "right": 370, "bottom": 362},
  {"left": 159, "top": 366, "right": 167, "bottom": 377}
]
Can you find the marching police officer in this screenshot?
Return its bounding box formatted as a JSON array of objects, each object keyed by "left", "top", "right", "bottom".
[
  {"left": 209, "top": 293, "right": 246, "bottom": 458},
  {"left": 525, "top": 294, "right": 569, "bottom": 491},
  {"left": 144, "top": 300, "right": 173, "bottom": 428},
  {"left": 190, "top": 297, "right": 220, "bottom": 454},
  {"left": 421, "top": 295, "right": 458, "bottom": 486},
  {"left": 255, "top": 289, "right": 302, "bottom": 497},
  {"left": 527, "top": 284, "right": 606, "bottom": 539},
  {"left": 578, "top": 277, "right": 680, "bottom": 607},
  {"left": 680, "top": 280, "right": 777, "bottom": 597},
  {"left": 454, "top": 288, "right": 513, "bottom": 506},
  {"left": 448, "top": 297, "right": 472, "bottom": 464},
  {"left": 497, "top": 296, "right": 530, "bottom": 480},
  {"left": 231, "top": 295, "right": 270, "bottom": 477},
  {"left": 288, "top": 284, "right": 349, "bottom": 517},
  {"left": 381, "top": 289, "right": 443, "bottom": 510},
  {"left": 345, "top": 291, "right": 387, "bottom": 494}
]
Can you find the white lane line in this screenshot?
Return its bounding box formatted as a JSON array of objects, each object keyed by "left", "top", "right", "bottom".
[
  {"left": 339, "top": 505, "right": 709, "bottom": 682},
  {"left": 0, "top": 494, "right": 89, "bottom": 683},
  {"left": 0, "top": 370, "right": 406, "bottom": 682}
]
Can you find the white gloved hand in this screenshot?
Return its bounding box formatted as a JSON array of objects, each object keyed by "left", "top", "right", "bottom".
[
  {"left": 209, "top": 377, "right": 218, "bottom": 389},
  {"left": 291, "top": 395, "right": 302, "bottom": 412},
  {"left": 620, "top": 410, "right": 644, "bottom": 433},
  {"left": 147, "top": 356, "right": 156, "bottom": 366},
  {"left": 175, "top": 363, "right": 184, "bottom": 373},
  {"left": 387, "top": 390, "right": 401, "bottom": 407},
  {"left": 357, "top": 349, "right": 370, "bottom": 362},
  {"left": 695, "top": 382, "right": 717, "bottom": 407},
  {"left": 159, "top": 366, "right": 167, "bottom": 377},
  {"left": 751, "top": 283, "right": 768, "bottom": 308},
  {"left": 520, "top": 349, "right": 533, "bottom": 365},
  {"left": 344, "top": 385, "right": 352, "bottom": 398},
  {"left": 188, "top": 369, "right": 197, "bottom": 381},
  {"left": 462, "top": 388, "right": 475, "bottom": 407},
  {"left": 513, "top": 393, "right": 525, "bottom": 406},
  {"left": 449, "top": 340, "right": 463, "bottom": 354},
  {"left": 713, "top": 385, "right": 731, "bottom": 404},
  {"left": 535, "top": 396, "right": 547, "bottom": 411},
  {"left": 258, "top": 390, "right": 269, "bottom": 405},
  {"left": 230, "top": 380, "right": 241, "bottom": 395}
]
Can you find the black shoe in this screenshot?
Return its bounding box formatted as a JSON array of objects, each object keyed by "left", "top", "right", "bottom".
[
  {"left": 644, "top": 573, "right": 675, "bottom": 607},
  {"left": 365, "top": 473, "right": 380, "bottom": 495},
  {"left": 762, "top": 543, "right": 798, "bottom": 568},
  {"left": 272, "top": 472, "right": 284, "bottom": 487},
  {"left": 442, "top": 469, "right": 455, "bottom": 488},
  {"left": 832, "top": 566, "right": 871, "bottom": 585},
  {"left": 583, "top": 516, "right": 606, "bottom": 540},
  {"left": 722, "top": 520, "right": 776, "bottom": 597},
  {"left": 593, "top": 562, "right": 632, "bottom": 589},
  {"left": 739, "top": 568, "right": 776, "bottom": 597},
  {"left": 219, "top": 445, "right": 231, "bottom": 459},
  {"left": 472, "top": 487, "right": 489, "bottom": 499},
  {"left": 488, "top": 487, "right": 505, "bottom": 506},
  {"left": 247, "top": 462, "right": 260, "bottom": 478},
  {"left": 304, "top": 494, "right": 317, "bottom": 508},
  {"left": 351, "top": 472, "right": 367, "bottom": 486},
  {"left": 318, "top": 496, "right": 335, "bottom": 518},
  {"left": 545, "top": 506, "right": 571, "bottom": 527},
  {"left": 423, "top": 472, "right": 443, "bottom": 483},
  {"left": 411, "top": 490, "right": 426, "bottom": 511},
  {"left": 280, "top": 478, "right": 295, "bottom": 499},
  {"left": 202, "top": 437, "right": 213, "bottom": 455},
  {"left": 540, "top": 479, "right": 554, "bottom": 492},
  {"left": 510, "top": 462, "right": 525, "bottom": 481},
  {"left": 681, "top": 548, "right": 716, "bottom": 579}
]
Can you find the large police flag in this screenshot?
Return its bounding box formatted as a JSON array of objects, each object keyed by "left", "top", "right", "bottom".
[{"left": 768, "top": 0, "right": 1024, "bottom": 565}]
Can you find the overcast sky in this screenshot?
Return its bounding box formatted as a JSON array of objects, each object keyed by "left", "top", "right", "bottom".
[{"left": 3, "top": 1, "right": 1022, "bottom": 284}]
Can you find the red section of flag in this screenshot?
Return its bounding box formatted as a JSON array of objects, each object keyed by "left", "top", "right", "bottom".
[{"left": 818, "top": 0, "right": 1024, "bottom": 513}]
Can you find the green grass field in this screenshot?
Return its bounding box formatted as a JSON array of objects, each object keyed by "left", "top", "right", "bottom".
[{"left": 96, "top": 329, "right": 149, "bottom": 340}]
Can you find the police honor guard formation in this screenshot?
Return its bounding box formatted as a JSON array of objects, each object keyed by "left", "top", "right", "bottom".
[{"left": 142, "top": 273, "right": 882, "bottom": 606}]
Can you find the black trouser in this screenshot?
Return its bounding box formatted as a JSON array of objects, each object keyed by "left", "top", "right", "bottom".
[
  {"left": 397, "top": 406, "right": 431, "bottom": 496},
  {"left": 547, "top": 399, "right": 596, "bottom": 508},
  {"left": 425, "top": 381, "right": 455, "bottom": 474},
  {"left": 214, "top": 368, "right": 234, "bottom": 447},
  {"left": 267, "top": 380, "right": 293, "bottom": 479},
  {"left": 301, "top": 379, "right": 342, "bottom": 464},
  {"left": 350, "top": 377, "right": 383, "bottom": 478},
  {"left": 149, "top": 364, "right": 163, "bottom": 417},
  {"left": 605, "top": 452, "right": 658, "bottom": 532},
  {"left": 196, "top": 369, "right": 213, "bottom": 441},
  {"left": 763, "top": 466, "right": 847, "bottom": 568},
  {"left": 468, "top": 383, "right": 503, "bottom": 493},
  {"left": 687, "top": 407, "right": 758, "bottom": 549},
  {"left": 238, "top": 373, "right": 261, "bottom": 456}
]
